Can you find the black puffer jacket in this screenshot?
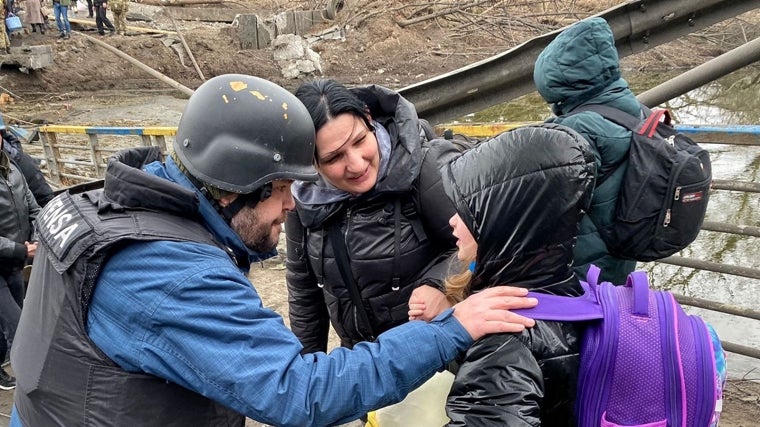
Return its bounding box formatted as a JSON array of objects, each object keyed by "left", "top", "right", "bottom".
[
  {"left": 285, "top": 85, "right": 459, "bottom": 352},
  {"left": 441, "top": 124, "right": 596, "bottom": 426},
  {"left": 0, "top": 149, "right": 40, "bottom": 274}
]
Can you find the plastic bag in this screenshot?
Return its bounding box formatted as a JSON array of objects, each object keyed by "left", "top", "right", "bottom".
[{"left": 366, "top": 371, "right": 454, "bottom": 427}]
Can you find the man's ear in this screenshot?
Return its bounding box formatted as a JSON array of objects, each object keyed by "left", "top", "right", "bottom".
[{"left": 217, "top": 193, "right": 238, "bottom": 208}]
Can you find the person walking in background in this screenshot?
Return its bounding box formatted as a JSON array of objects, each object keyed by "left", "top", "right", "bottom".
[
  {"left": 410, "top": 124, "right": 596, "bottom": 425},
  {"left": 92, "top": 0, "right": 113, "bottom": 35},
  {"left": 533, "top": 17, "right": 639, "bottom": 284},
  {"left": 24, "top": 0, "right": 46, "bottom": 34},
  {"left": 0, "top": 129, "right": 40, "bottom": 391},
  {"left": 52, "top": 0, "right": 71, "bottom": 38},
  {"left": 286, "top": 79, "right": 461, "bottom": 354},
  {"left": 108, "top": 0, "right": 126, "bottom": 35},
  {"left": 2, "top": 0, "right": 10, "bottom": 42},
  {"left": 9, "top": 74, "right": 537, "bottom": 427},
  {"left": 1, "top": 0, "right": 10, "bottom": 54}
]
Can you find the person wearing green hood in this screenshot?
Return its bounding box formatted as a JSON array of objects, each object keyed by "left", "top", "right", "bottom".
[{"left": 533, "top": 17, "right": 638, "bottom": 284}]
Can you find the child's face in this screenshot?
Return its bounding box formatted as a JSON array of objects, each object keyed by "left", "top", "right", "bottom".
[{"left": 449, "top": 213, "right": 477, "bottom": 262}]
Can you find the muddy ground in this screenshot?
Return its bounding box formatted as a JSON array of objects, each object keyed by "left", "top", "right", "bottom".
[
  {"left": 1, "top": 0, "right": 758, "bottom": 104},
  {"left": 1, "top": 0, "right": 760, "bottom": 425}
]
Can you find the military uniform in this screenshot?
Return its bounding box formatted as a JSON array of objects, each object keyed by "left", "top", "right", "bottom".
[
  {"left": 109, "top": 0, "right": 127, "bottom": 35},
  {"left": 1, "top": 0, "right": 11, "bottom": 54}
]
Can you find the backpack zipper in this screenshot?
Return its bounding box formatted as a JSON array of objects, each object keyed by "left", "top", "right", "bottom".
[
  {"left": 691, "top": 315, "right": 718, "bottom": 425},
  {"left": 580, "top": 284, "right": 619, "bottom": 426},
  {"left": 658, "top": 292, "right": 686, "bottom": 426}
]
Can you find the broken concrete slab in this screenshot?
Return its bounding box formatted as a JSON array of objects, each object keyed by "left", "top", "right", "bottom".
[
  {"left": 165, "top": 6, "right": 247, "bottom": 23},
  {"left": 1, "top": 45, "right": 54, "bottom": 71}
]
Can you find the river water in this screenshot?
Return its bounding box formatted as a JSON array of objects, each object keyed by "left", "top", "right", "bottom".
[{"left": 468, "top": 68, "right": 760, "bottom": 378}]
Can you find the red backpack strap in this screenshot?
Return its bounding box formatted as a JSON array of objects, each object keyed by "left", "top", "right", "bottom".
[{"left": 640, "top": 109, "right": 672, "bottom": 137}]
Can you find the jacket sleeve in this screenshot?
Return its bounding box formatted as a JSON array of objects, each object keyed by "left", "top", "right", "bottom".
[
  {"left": 12, "top": 151, "right": 55, "bottom": 208},
  {"left": 446, "top": 333, "right": 543, "bottom": 427},
  {"left": 0, "top": 237, "right": 27, "bottom": 267},
  {"left": 25, "top": 183, "right": 41, "bottom": 236},
  {"left": 285, "top": 209, "right": 330, "bottom": 354}
]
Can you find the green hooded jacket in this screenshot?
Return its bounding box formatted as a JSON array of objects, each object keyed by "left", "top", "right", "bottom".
[{"left": 534, "top": 17, "right": 638, "bottom": 283}]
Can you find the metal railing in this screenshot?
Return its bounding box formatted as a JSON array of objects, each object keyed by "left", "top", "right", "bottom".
[
  {"left": 20, "top": 123, "right": 760, "bottom": 361},
  {"left": 30, "top": 125, "right": 176, "bottom": 188}
]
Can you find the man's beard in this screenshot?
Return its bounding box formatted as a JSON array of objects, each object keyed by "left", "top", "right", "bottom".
[{"left": 230, "top": 205, "right": 281, "bottom": 253}]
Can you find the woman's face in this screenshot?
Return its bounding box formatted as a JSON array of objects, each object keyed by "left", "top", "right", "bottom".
[
  {"left": 314, "top": 113, "right": 380, "bottom": 195},
  {"left": 450, "top": 213, "right": 477, "bottom": 262}
]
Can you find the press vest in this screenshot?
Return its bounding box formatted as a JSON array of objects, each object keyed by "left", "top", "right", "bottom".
[{"left": 12, "top": 189, "right": 245, "bottom": 426}]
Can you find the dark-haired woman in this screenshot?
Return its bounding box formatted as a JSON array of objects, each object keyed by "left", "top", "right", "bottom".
[{"left": 285, "top": 79, "right": 460, "bottom": 353}]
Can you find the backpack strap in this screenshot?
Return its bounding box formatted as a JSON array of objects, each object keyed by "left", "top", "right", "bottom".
[
  {"left": 510, "top": 264, "right": 605, "bottom": 322},
  {"left": 568, "top": 104, "right": 644, "bottom": 133},
  {"left": 327, "top": 224, "right": 377, "bottom": 341},
  {"left": 627, "top": 270, "right": 651, "bottom": 316},
  {"left": 511, "top": 266, "right": 653, "bottom": 322},
  {"left": 563, "top": 104, "right": 646, "bottom": 187}
]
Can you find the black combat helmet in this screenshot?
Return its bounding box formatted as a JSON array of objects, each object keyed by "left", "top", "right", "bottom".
[{"left": 174, "top": 74, "right": 318, "bottom": 194}]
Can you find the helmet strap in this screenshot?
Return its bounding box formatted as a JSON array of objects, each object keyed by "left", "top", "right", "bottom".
[{"left": 218, "top": 182, "right": 273, "bottom": 222}]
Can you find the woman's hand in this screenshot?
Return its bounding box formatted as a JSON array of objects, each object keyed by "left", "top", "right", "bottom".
[{"left": 408, "top": 284, "right": 451, "bottom": 321}]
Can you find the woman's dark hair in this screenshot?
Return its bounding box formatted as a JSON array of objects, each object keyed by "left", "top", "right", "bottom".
[{"left": 295, "top": 79, "right": 373, "bottom": 162}]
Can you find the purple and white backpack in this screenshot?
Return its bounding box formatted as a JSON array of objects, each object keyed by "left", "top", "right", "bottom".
[{"left": 514, "top": 265, "right": 726, "bottom": 426}]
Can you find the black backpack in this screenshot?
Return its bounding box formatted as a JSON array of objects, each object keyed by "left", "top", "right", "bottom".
[
  {"left": 441, "top": 128, "right": 484, "bottom": 152},
  {"left": 570, "top": 104, "right": 712, "bottom": 262}
]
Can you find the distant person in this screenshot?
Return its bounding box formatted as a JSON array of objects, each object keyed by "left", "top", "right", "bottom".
[
  {"left": 109, "top": 0, "right": 127, "bottom": 35},
  {"left": 410, "top": 124, "right": 596, "bottom": 425},
  {"left": 0, "top": 116, "right": 55, "bottom": 207},
  {"left": 533, "top": 17, "right": 639, "bottom": 283},
  {"left": 9, "top": 74, "right": 537, "bottom": 427},
  {"left": 287, "top": 79, "right": 459, "bottom": 353},
  {"left": 0, "top": 126, "right": 40, "bottom": 392},
  {"left": 24, "top": 0, "right": 46, "bottom": 34},
  {"left": 1, "top": 0, "right": 11, "bottom": 53},
  {"left": 52, "top": 0, "right": 71, "bottom": 38},
  {"left": 93, "top": 0, "right": 113, "bottom": 35}
]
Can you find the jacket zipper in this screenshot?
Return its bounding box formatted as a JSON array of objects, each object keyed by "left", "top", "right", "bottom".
[{"left": 344, "top": 208, "right": 367, "bottom": 340}]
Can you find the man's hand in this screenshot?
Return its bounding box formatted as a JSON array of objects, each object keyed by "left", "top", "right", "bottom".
[
  {"left": 452, "top": 286, "right": 537, "bottom": 340},
  {"left": 408, "top": 284, "right": 451, "bottom": 321},
  {"left": 25, "top": 241, "right": 38, "bottom": 258}
]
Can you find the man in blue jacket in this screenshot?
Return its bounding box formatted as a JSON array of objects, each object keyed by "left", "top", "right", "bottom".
[
  {"left": 534, "top": 17, "right": 639, "bottom": 283},
  {"left": 10, "top": 74, "right": 537, "bottom": 427}
]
